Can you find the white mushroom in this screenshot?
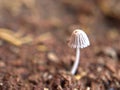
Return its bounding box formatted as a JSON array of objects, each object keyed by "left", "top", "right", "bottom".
[{"left": 68, "top": 29, "right": 90, "bottom": 75}]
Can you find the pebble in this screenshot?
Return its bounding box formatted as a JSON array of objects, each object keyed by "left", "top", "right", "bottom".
[
  {"left": 0, "top": 61, "right": 6, "bottom": 67},
  {"left": 47, "top": 52, "right": 59, "bottom": 63},
  {"left": 0, "top": 82, "right": 3, "bottom": 86},
  {"left": 103, "top": 47, "right": 118, "bottom": 60},
  {"left": 86, "top": 87, "right": 90, "bottom": 90},
  {"left": 44, "top": 88, "right": 49, "bottom": 90}
]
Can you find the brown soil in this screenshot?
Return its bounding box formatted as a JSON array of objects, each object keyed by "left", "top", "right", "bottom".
[{"left": 0, "top": 0, "right": 120, "bottom": 90}]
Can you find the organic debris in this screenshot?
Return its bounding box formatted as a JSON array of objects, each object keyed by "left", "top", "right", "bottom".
[{"left": 0, "top": 28, "right": 33, "bottom": 46}]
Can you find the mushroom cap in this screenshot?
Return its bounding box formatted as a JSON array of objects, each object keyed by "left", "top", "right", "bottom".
[{"left": 68, "top": 29, "right": 90, "bottom": 48}]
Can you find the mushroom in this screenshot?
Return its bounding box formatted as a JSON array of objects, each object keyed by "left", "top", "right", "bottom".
[{"left": 68, "top": 29, "right": 90, "bottom": 75}]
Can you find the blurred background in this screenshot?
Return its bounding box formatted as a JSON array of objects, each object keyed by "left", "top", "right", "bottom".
[
  {"left": 0, "top": 0, "right": 120, "bottom": 36},
  {"left": 0, "top": 0, "right": 120, "bottom": 89},
  {"left": 0, "top": 0, "right": 120, "bottom": 44}
]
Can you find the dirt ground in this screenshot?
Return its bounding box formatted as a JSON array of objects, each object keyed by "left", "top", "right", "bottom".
[{"left": 0, "top": 0, "right": 120, "bottom": 90}]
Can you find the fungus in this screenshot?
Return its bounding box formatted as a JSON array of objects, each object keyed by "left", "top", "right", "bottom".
[{"left": 68, "top": 29, "right": 90, "bottom": 75}]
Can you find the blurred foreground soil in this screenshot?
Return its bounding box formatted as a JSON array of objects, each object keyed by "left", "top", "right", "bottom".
[{"left": 0, "top": 0, "right": 120, "bottom": 90}]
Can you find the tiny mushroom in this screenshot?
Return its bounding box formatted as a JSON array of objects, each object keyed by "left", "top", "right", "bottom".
[{"left": 68, "top": 29, "right": 90, "bottom": 75}]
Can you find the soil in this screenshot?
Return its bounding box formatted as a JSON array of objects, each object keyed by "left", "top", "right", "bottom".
[{"left": 0, "top": 0, "right": 120, "bottom": 90}]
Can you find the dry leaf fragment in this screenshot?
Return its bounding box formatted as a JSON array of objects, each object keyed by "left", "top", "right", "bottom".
[
  {"left": 35, "top": 32, "right": 54, "bottom": 44},
  {"left": 0, "top": 28, "right": 33, "bottom": 46},
  {"left": 74, "top": 71, "right": 87, "bottom": 80},
  {"left": 106, "top": 59, "right": 117, "bottom": 73},
  {"left": 0, "top": 29, "right": 22, "bottom": 46},
  {"left": 37, "top": 45, "right": 48, "bottom": 52}
]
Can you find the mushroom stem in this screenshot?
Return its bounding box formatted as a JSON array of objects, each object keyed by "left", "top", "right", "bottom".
[{"left": 71, "top": 47, "right": 80, "bottom": 75}]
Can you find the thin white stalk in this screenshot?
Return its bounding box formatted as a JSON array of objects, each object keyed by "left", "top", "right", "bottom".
[{"left": 71, "top": 48, "right": 80, "bottom": 75}]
